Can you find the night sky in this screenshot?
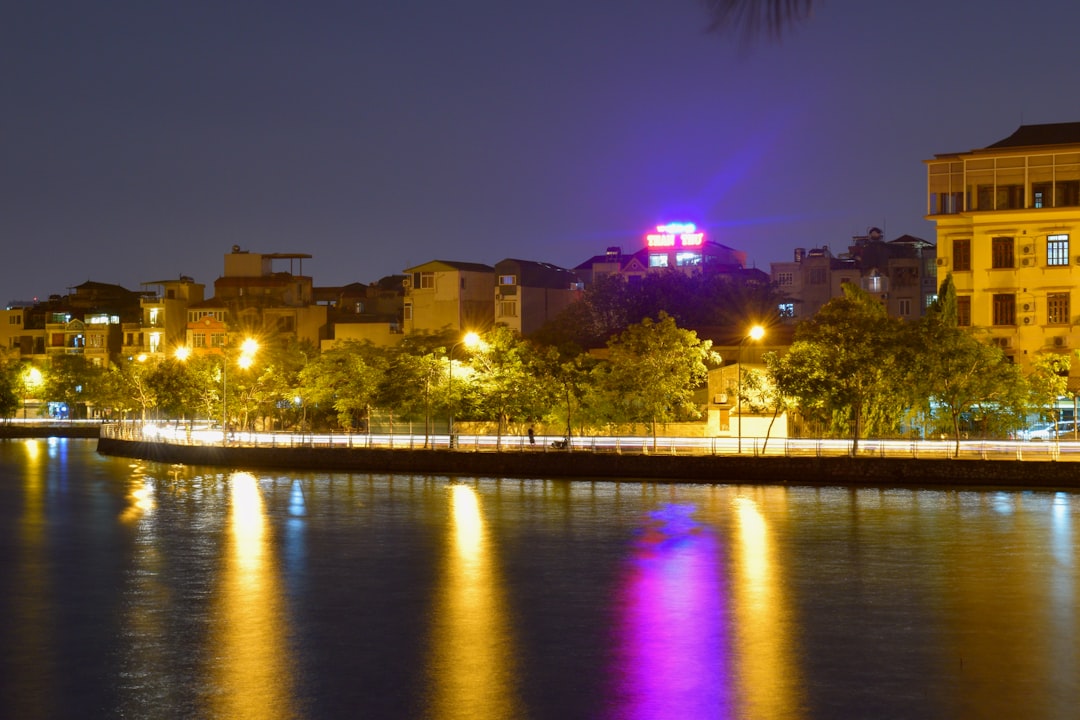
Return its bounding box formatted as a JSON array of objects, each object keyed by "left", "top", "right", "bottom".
[{"left": 5, "top": 1, "right": 1080, "bottom": 304}]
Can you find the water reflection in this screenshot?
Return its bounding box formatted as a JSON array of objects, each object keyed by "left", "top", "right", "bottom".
[
  {"left": 608, "top": 504, "right": 731, "bottom": 719},
  {"left": 205, "top": 471, "right": 296, "bottom": 720},
  {"left": 731, "top": 494, "right": 803, "bottom": 720},
  {"left": 426, "top": 483, "right": 521, "bottom": 719},
  {"left": 10, "top": 440, "right": 52, "bottom": 719}
]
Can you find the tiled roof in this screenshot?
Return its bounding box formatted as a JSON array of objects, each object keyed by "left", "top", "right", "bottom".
[{"left": 985, "top": 122, "right": 1080, "bottom": 149}]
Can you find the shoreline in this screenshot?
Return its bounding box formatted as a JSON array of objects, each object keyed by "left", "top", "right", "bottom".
[{"left": 94, "top": 436, "right": 1080, "bottom": 490}]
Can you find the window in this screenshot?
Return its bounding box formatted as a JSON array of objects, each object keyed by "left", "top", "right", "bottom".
[
  {"left": 898, "top": 299, "right": 911, "bottom": 317},
  {"left": 957, "top": 296, "right": 971, "bottom": 327},
  {"left": 675, "top": 252, "right": 701, "bottom": 266},
  {"left": 926, "top": 294, "right": 938, "bottom": 307},
  {"left": 1033, "top": 182, "right": 1051, "bottom": 208},
  {"left": 776, "top": 272, "right": 793, "bottom": 286},
  {"left": 1048, "top": 292, "right": 1070, "bottom": 325},
  {"left": 211, "top": 333, "right": 225, "bottom": 348},
  {"left": 193, "top": 334, "right": 206, "bottom": 348},
  {"left": 953, "top": 239, "right": 971, "bottom": 271},
  {"left": 419, "top": 272, "right": 435, "bottom": 289},
  {"left": 991, "top": 237, "right": 1014, "bottom": 269},
  {"left": 809, "top": 268, "right": 826, "bottom": 285},
  {"left": 1056, "top": 180, "right": 1080, "bottom": 207},
  {"left": 649, "top": 254, "right": 668, "bottom": 268},
  {"left": 778, "top": 302, "right": 795, "bottom": 318},
  {"left": 498, "top": 275, "right": 516, "bottom": 286},
  {"left": 1047, "top": 234, "right": 1069, "bottom": 266},
  {"left": 8, "top": 314, "right": 20, "bottom": 325},
  {"left": 997, "top": 185, "right": 1024, "bottom": 209},
  {"left": 992, "top": 293, "right": 1016, "bottom": 326},
  {"left": 498, "top": 301, "right": 518, "bottom": 317},
  {"left": 403, "top": 304, "right": 412, "bottom": 320}
]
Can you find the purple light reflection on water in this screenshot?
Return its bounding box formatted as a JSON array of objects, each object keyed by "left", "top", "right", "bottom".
[{"left": 606, "top": 504, "right": 733, "bottom": 720}]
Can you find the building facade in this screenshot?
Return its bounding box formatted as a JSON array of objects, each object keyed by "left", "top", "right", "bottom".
[
  {"left": 770, "top": 229, "right": 937, "bottom": 322},
  {"left": 402, "top": 260, "right": 495, "bottom": 334},
  {"left": 926, "top": 122, "right": 1080, "bottom": 369},
  {"left": 493, "top": 259, "right": 582, "bottom": 336}
]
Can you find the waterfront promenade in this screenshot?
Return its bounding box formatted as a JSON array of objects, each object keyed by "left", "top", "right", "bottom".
[{"left": 92, "top": 422, "right": 1080, "bottom": 490}]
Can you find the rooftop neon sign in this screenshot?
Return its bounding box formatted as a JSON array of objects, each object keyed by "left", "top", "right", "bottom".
[{"left": 646, "top": 223, "right": 705, "bottom": 248}]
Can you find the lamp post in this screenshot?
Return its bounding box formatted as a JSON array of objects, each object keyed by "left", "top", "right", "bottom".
[
  {"left": 447, "top": 331, "right": 480, "bottom": 448},
  {"left": 737, "top": 324, "right": 766, "bottom": 455},
  {"left": 220, "top": 339, "right": 258, "bottom": 445}
]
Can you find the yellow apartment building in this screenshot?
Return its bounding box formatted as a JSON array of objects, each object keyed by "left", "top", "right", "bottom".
[
  {"left": 402, "top": 260, "right": 495, "bottom": 334},
  {"left": 927, "top": 122, "right": 1080, "bottom": 372}
]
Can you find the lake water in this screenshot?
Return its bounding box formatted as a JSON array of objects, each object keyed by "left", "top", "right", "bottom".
[{"left": 0, "top": 438, "right": 1077, "bottom": 719}]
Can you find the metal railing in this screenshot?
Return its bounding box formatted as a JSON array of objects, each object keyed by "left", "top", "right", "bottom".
[{"left": 99, "top": 422, "right": 1080, "bottom": 461}]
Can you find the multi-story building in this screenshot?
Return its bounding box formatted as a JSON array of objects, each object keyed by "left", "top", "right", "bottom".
[
  {"left": 770, "top": 229, "right": 937, "bottom": 322},
  {"left": 575, "top": 223, "right": 746, "bottom": 287},
  {"left": 186, "top": 247, "right": 328, "bottom": 352},
  {"left": 122, "top": 276, "right": 205, "bottom": 359},
  {"left": 321, "top": 277, "right": 406, "bottom": 349},
  {"left": 493, "top": 259, "right": 582, "bottom": 336},
  {"left": 402, "top": 260, "right": 495, "bottom": 334},
  {"left": 926, "top": 122, "right": 1080, "bottom": 368}
]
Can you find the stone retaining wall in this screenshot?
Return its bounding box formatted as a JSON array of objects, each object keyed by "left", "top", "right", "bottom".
[{"left": 96, "top": 437, "right": 1080, "bottom": 489}]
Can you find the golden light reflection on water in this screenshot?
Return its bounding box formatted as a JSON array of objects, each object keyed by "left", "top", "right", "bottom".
[
  {"left": 205, "top": 472, "right": 295, "bottom": 720},
  {"left": 426, "top": 484, "right": 521, "bottom": 720},
  {"left": 732, "top": 494, "right": 803, "bottom": 720},
  {"left": 11, "top": 439, "right": 51, "bottom": 718}
]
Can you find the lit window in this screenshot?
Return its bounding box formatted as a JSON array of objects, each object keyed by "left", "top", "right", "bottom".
[
  {"left": 1048, "top": 292, "right": 1070, "bottom": 325},
  {"left": 649, "top": 254, "right": 668, "bottom": 268},
  {"left": 1047, "top": 234, "right": 1069, "bottom": 266},
  {"left": 778, "top": 302, "right": 794, "bottom": 318},
  {"left": 499, "top": 275, "right": 516, "bottom": 286},
  {"left": 675, "top": 252, "right": 701, "bottom": 266}
]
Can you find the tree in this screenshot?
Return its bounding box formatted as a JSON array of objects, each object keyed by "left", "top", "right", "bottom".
[
  {"left": 770, "top": 285, "right": 909, "bottom": 453},
  {"left": 1027, "top": 353, "right": 1071, "bottom": 427},
  {"left": 469, "top": 327, "right": 551, "bottom": 449},
  {"left": 0, "top": 351, "right": 22, "bottom": 420},
  {"left": 914, "top": 274, "right": 1030, "bottom": 452},
  {"left": 298, "top": 341, "right": 384, "bottom": 432},
  {"left": 42, "top": 355, "right": 102, "bottom": 419},
  {"left": 593, "top": 312, "right": 718, "bottom": 448}
]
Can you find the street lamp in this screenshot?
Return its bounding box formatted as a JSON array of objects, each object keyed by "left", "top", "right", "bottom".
[
  {"left": 737, "top": 324, "right": 766, "bottom": 455},
  {"left": 447, "top": 331, "right": 480, "bottom": 448},
  {"left": 222, "top": 339, "right": 259, "bottom": 445}
]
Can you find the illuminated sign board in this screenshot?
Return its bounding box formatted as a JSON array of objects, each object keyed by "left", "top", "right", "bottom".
[{"left": 646, "top": 223, "right": 705, "bottom": 248}]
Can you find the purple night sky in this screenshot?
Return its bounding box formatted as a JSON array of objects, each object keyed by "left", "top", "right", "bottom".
[{"left": 5, "top": 1, "right": 1080, "bottom": 304}]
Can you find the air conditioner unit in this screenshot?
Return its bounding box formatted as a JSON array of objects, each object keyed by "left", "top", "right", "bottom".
[
  {"left": 495, "top": 293, "right": 503, "bottom": 301},
  {"left": 1055, "top": 336, "right": 1067, "bottom": 347},
  {"left": 1023, "top": 245, "right": 1033, "bottom": 254},
  {"left": 1023, "top": 317, "right": 1031, "bottom": 324},
  {"left": 936, "top": 257, "right": 948, "bottom": 266},
  {"left": 402, "top": 278, "right": 412, "bottom": 288},
  {"left": 1023, "top": 303, "right": 1031, "bottom": 312},
  {"left": 1021, "top": 258, "right": 1032, "bottom": 266},
  {"left": 992, "top": 337, "right": 1011, "bottom": 349}
]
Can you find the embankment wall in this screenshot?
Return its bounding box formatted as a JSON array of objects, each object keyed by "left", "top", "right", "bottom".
[{"left": 96, "top": 437, "right": 1080, "bottom": 489}]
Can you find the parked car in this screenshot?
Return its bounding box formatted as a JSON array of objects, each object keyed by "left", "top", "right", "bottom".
[
  {"left": 1055, "top": 420, "right": 1078, "bottom": 440},
  {"left": 1020, "top": 423, "right": 1055, "bottom": 441}
]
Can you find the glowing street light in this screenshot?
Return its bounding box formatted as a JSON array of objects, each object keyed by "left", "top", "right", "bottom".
[
  {"left": 448, "top": 331, "right": 481, "bottom": 448},
  {"left": 224, "top": 339, "right": 259, "bottom": 444},
  {"left": 737, "top": 324, "right": 766, "bottom": 455}
]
